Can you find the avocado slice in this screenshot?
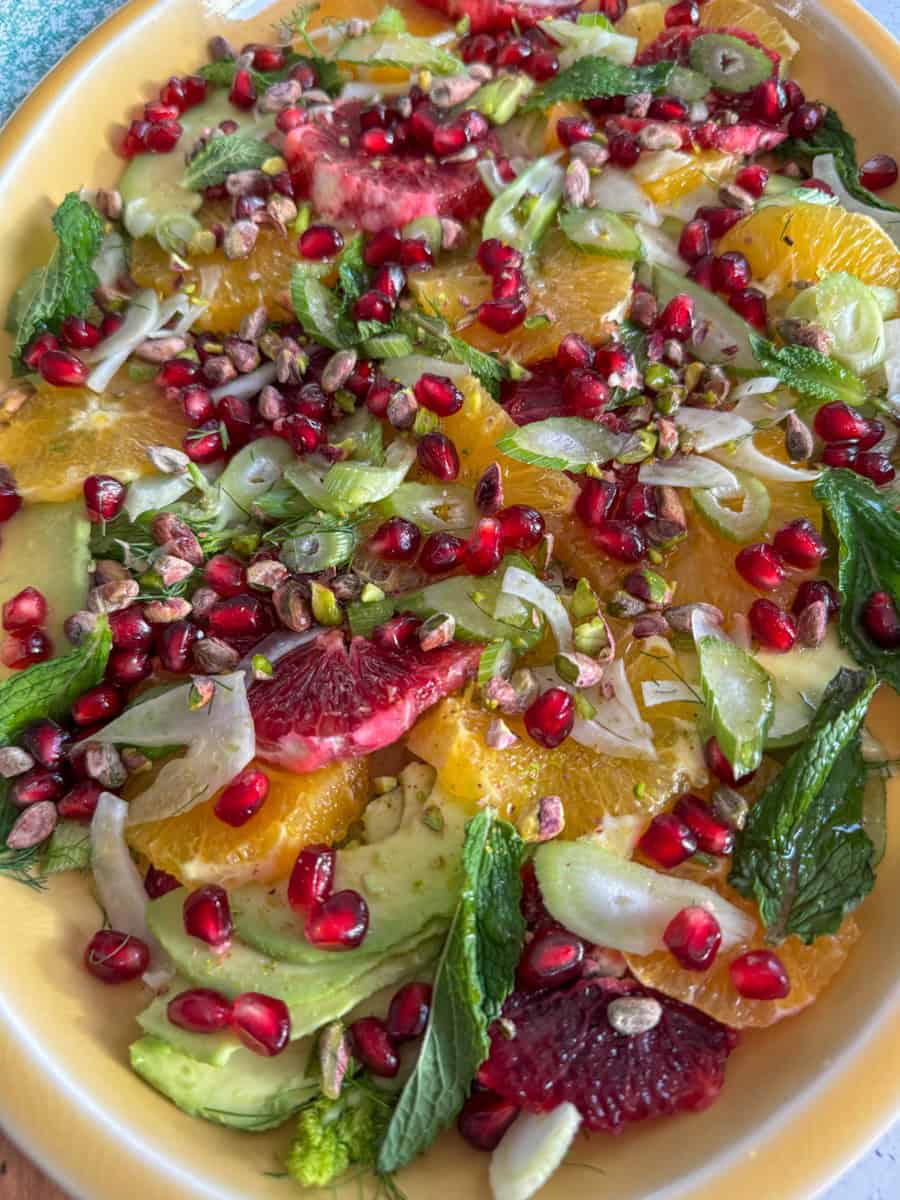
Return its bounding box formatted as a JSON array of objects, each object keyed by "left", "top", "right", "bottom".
[
  {"left": 138, "top": 981, "right": 243, "bottom": 1066},
  {"left": 130, "top": 1036, "right": 318, "bottom": 1131}
]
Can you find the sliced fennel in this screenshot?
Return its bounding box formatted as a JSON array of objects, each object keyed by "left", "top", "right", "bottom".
[
  {"left": 483, "top": 154, "right": 565, "bottom": 254},
  {"left": 216, "top": 436, "right": 295, "bottom": 526},
  {"left": 385, "top": 354, "right": 470, "bottom": 388},
  {"left": 634, "top": 221, "right": 684, "bottom": 271},
  {"left": 639, "top": 455, "right": 740, "bottom": 495},
  {"left": 691, "top": 472, "right": 771, "bottom": 542},
  {"left": 696, "top": 634, "right": 773, "bottom": 776},
  {"left": 280, "top": 525, "right": 358, "bottom": 573},
  {"left": 812, "top": 153, "right": 900, "bottom": 247},
  {"left": 489, "top": 1104, "right": 582, "bottom": 1200},
  {"left": 334, "top": 31, "right": 463, "bottom": 74},
  {"left": 571, "top": 659, "right": 656, "bottom": 760},
  {"left": 376, "top": 481, "right": 477, "bottom": 531},
  {"left": 210, "top": 361, "right": 277, "bottom": 402},
  {"left": 538, "top": 15, "right": 636, "bottom": 68},
  {"left": 497, "top": 417, "right": 631, "bottom": 471},
  {"left": 324, "top": 439, "right": 417, "bottom": 509},
  {"left": 709, "top": 438, "right": 820, "bottom": 483},
  {"left": 124, "top": 471, "right": 195, "bottom": 523},
  {"left": 558, "top": 206, "right": 642, "bottom": 259},
  {"left": 499, "top": 565, "right": 572, "bottom": 651},
  {"left": 534, "top": 841, "right": 754, "bottom": 954},
  {"left": 647, "top": 263, "right": 757, "bottom": 369},
  {"left": 405, "top": 571, "right": 544, "bottom": 649},
  {"left": 786, "top": 272, "right": 886, "bottom": 375},
  {"left": 84, "top": 289, "right": 160, "bottom": 393},
  {"left": 674, "top": 407, "right": 754, "bottom": 453},
  {"left": 589, "top": 166, "right": 661, "bottom": 226}
]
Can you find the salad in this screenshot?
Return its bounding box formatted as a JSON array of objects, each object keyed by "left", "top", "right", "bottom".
[{"left": 1, "top": 0, "right": 899, "bottom": 1195}]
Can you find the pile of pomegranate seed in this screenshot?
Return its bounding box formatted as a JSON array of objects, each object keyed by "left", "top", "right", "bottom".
[
  {"left": 1, "top": 586, "right": 53, "bottom": 670},
  {"left": 476, "top": 238, "right": 529, "bottom": 332},
  {"left": 814, "top": 403, "right": 894, "bottom": 485},
  {"left": 288, "top": 843, "right": 369, "bottom": 950}
]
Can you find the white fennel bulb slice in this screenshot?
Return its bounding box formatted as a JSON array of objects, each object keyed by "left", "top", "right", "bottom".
[{"left": 490, "top": 1103, "right": 582, "bottom": 1200}]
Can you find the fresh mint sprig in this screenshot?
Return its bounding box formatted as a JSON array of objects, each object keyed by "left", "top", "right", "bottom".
[{"left": 749, "top": 333, "right": 866, "bottom": 409}]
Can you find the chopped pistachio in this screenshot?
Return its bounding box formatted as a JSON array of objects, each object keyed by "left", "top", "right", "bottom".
[
  {"left": 360, "top": 582, "right": 385, "bottom": 603},
  {"left": 570, "top": 577, "right": 599, "bottom": 620},
  {"left": 310, "top": 581, "right": 342, "bottom": 626}
]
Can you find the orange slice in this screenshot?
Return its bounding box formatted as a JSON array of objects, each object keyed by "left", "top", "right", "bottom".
[
  {"left": 542, "top": 101, "right": 588, "bottom": 152},
  {"left": 639, "top": 150, "right": 737, "bottom": 207},
  {"left": 717, "top": 203, "right": 900, "bottom": 295},
  {"left": 126, "top": 757, "right": 369, "bottom": 888},
  {"left": 409, "top": 231, "right": 634, "bottom": 363},
  {"left": 699, "top": 0, "right": 800, "bottom": 61},
  {"left": 0, "top": 379, "right": 190, "bottom": 503},
  {"left": 617, "top": 2, "right": 666, "bottom": 48}
]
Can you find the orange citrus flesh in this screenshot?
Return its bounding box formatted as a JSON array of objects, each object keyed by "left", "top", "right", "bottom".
[
  {"left": 717, "top": 204, "right": 900, "bottom": 296},
  {"left": 409, "top": 231, "right": 634, "bottom": 363},
  {"left": 542, "top": 102, "right": 589, "bottom": 152},
  {"left": 617, "top": 1, "right": 666, "bottom": 48},
  {"left": 640, "top": 150, "right": 738, "bottom": 206},
  {"left": 698, "top": 0, "right": 800, "bottom": 60},
  {"left": 126, "top": 757, "right": 369, "bottom": 888},
  {"left": 0, "top": 378, "right": 190, "bottom": 502}
]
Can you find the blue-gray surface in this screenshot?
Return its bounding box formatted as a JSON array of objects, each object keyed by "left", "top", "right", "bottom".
[{"left": 0, "top": 0, "right": 899, "bottom": 1193}]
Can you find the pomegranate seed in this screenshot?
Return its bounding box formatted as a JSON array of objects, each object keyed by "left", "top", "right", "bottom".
[
  {"left": 409, "top": 104, "right": 440, "bottom": 146},
  {"left": 364, "top": 228, "right": 403, "bottom": 267},
  {"left": 369, "top": 516, "right": 422, "bottom": 562},
  {"left": 575, "top": 477, "right": 617, "bottom": 527},
  {"left": 233, "top": 992, "right": 291, "bottom": 1056},
  {"left": 159, "top": 76, "right": 188, "bottom": 110},
  {"left": 678, "top": 219, "right": 711, "bottom": 264},
  {"left": 277, "top": 106, "right": 307, "bottom": 133},
  {"left": 9, "top": 768, "right": 66, "bottom": 809},
  {"left": 397, "top": 238, "right": 432, "bottom": 273},
  {"left": 121, "top": 119, "right": 151, "bottom": 158},
  {"left": 418, "top": 432, "right": 460, "bottom": 482},
  {"left": 288, "top": 844, "right": 336, "bottom": 912},
  {"left": 591, "top": 519, "right": 646, "bottom": 562},
  {"left": 145, "top": 120, "right": 182, "bottom": 153},
  {"left": 360, "top": 126, "right": 397, "bottom": 155},
  {"left": 181, "top": 75, "right": 207, "bottom": 107},
  {"left": 563, "top": 368, "right": 609, "bottom": 418},
  {"left": 144, "top": 864, "right": 181, "bottom": 898},
  {"left": 432, "top": 122, "right": 468, "bottom": 156},
  {"left": 496, "top": 36, "right": 532, "bottom": 67},
  {"left": 155, "top": 620, "right": 197, "bottom": 673},
  {"left": 526, "top": 50, "right": 559, "bottom": 81},
  {"left": 71, "top": 683, "right": 122, "bottom": 726},
  {"left": 85, "top": 930, "right": 150, "bottom": 984},
  {"left": 663, "top": 906, "right": 721, "bottom": 971},
  {"left": 696, "top": 206, "right": 744, "bottom": 240},
  {"left": 60, "top": 316, "right": 102, "bottom": 350},
  {"left": 180, "top": 384, "right": 215, "bottom": 424},
  {"left": 734, "top": 164, "right": 769, "bottom": 198},
  {"left": 58, "top": 780, "right": 103, "bottom": 821},
  {"left": 620, "top": 483, "right": 657, "bottom": 525},
  {"left": 787, "top": 102, "right": 826, "bottom": 140},
  {"left": 360, "top": 103, "right": 388, "bottom": 130},
  {"left": 648, "top": 95, "right": 689, "bottom": 121},
  {"left": 821, "top": 444, "right": 857, "bottom": 469},
  {"left": 637, "top": 812, "right": 697, "bottom": 868},
  {"left": 458, "top": 108, "right": 490, "bottom": 142},
  {"left": 349, "top": 1016, "right": 400, "bottom": 1077},
  {"left": 517, "top": 926, "right": 584, "bottom": 990},
  {"left": 674, "top": 794, "right": 734, "bottom": 855},
  {"left": 657, "top": 293, "right": 694, "bottom": 340},
  {"left": 477, "top": 239, "right": 523, "bottom": 275},
  {"left": 735, "top": 543, "right": 786, "bottom": 591},
  {"left": 1, "top": 628, "right": 52, "bottom": 669},
  {"left": 686, "top": 254, "right": 715, "bottom": 289},
  {"left": 556, "top": 116, "right": 596, "bottom": 146},
  {"left": 463, "top": 516, "right": 504, "bottom": 575},
  {"left": 730, "top": 950, "right": 790, "bottom": 1000},
  {"left": 792, "top": 578, "right": 839, "bottom": 618},
  {"left": 371, "top": 263, "right": 406, "bottom": 302},
  {"left": 664, "top": 0, "right": 699, "bottom": 24},
  {"left": 556, "top": 332, "right": 594, "bottom": 372},
  {"left": 712, "top": 251, "right": 751, "bottom": 295},
  {"left": 387, "top": 982, "right": 432, "bottom": 1040},
  {"left": 298, "top": 223, "right": 344, "bottom": 260},
  {"left": 83, "top": 474, "right": 125, "bottom": 523},
  {"left": 597, "top": 0, "right": 627, "bottom": 17},
  {"left": 353, "top": 290, "right": 393, "bottom": 324},
  {"left": 0, "top": 475, "right": 21, "bottom": 524},
  {"left": 492, "top": 266, "right": 527, "bottom": 301},
  {"left": 38, "top": 349, "right": 88, "bottom": 387},
  {"left": 782, "top": 79, "right": 805, "bottom": 110},
  {"left": 202, "top": 554, "right": 245, "bottom": 598},
  {"left": 461, "top": 33, "right": 497, "bottom": 63},
  {"left": 458, "top": 1091, "right": 519, "bottom": 1151},
  {"left": 366, "top": 378, "right": 400, "bottom": 417},
  {"left": 373, "top": 613, "right": 421, "bottom": 651},
  {"left": 23, "top": 331, "right": 60, "bottom": 369},
  {"left": 183, "top": 884, "right": 232, "bottom": 949},
  {"left": 705, "top": 735, "right": 755, "bottom": 787},
  {"left": 229, "top": 67, "right": 257, "bottom": 110},
  {"left": 803, "top": 177, "right": 834, "bottom": 197},
  {"left": 419, "top": 531, "right": 465, "bottom": 574},
  {"left": 854, "top": 451, "right": 895, "bottom": 486},
  {"left": 524, "top": 687, "right": 575, "bottom": 749},
  {"left": 748, "top": 598, "right": 797, "bottom": 652},
  {"left": 168, "top": 988, "right": 232, "bottom": 1032},
  {"left": 214, "top": 767, "right": 269, "bottom": 828},
  {"left": 207, "top": 594, "right": 266, "bottom": 641},
  {"left": 477, "top": 297, "right": 527, "bottom": 332},
  {"left": 746, "top": 78, "right": 786, "bottom": 124},
  {"left": 345, "top": 358, "right": 376, "bottom": 399},
  {"left": 772, "top": 518, "right": 827, "bottom": 568},
  {"left": 859, "top": 153, "right": 898, "bottom": 191},
  {"left": 106, "top": 647, "right": 152, "bottom": 688},
  {"left": 2, "top": 586, "right": 47, "bottom": 631},
  {"left": 814, "top": 401, "right": 868, "bottom": 442},
  {"left": 246, "top": 43, "right": 285, "bottom": 71},
  {"left": 22, "top": 719, "right": 69, "bottom": 768},
  {"left": 305, "top": 889, "right": 369, "bottom": 949},
  {"left": 607, "top": 132, "right": 641, "bottom": 167},
  {"left": 283, "top": 413, "right": 325, "bottom": 455},
  {"left": 217, "top": 393, "right": 254, "bottom": 448},
  {"left": 496, "top": 505, "right": 545, "bottom": 551},
  {"left": 594, "top": 345, "right": 635, "bottom": 384},
  {"left": 861, "top": 591, "right": 900, "bottom": 649},
  {"left": 414, "top": 373, "right": 463, "bottom": 416},
  {"left": 289, "top": 61, "right": 319, "bottom": 88},
  {"left": 156, "top": 358, "right": 200, "bottom": 389},
  {"left": 183, "top": 420, "right": 225, "bottom": 464},
  {"left": 855, "top": 419, "right": 886, "bottom": 451}
]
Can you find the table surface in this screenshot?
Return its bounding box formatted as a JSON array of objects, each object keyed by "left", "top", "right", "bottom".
[{"left": 0, "top": 0, "right": 899, "bottom": 1195}]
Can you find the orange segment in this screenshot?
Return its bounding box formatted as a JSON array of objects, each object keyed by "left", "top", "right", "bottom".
[
  {"left": 542, "top": 102, "right": 587, "bottom": 152},
  {"left": 699, "top": 0, "right": 800, "bottom": 61},
  {"left": 408, "top": 691, "right": 706, "bottom": 834},
  {"left": 127, "top": 758, "right": 369, "bottom": 888},
  {"left": 0, "top": 379, "right": 189, "bottom": 502},
  {"left": 617, "top": 2, "right": 666, "bottom": 48},
  {"left": 717, "top": 203, "right": 900, "bottom": 295},
  {"left": 409, "top": 231, "right": 634, "bottom": 363},
  {"left": 640, "top": 150, "right": 737, "bottom": 206},
  {"left": 130, "top": 223, "right": 297, "bottom": 333}
]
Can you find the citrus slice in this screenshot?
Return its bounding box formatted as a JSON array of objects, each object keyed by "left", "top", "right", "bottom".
[
  {"left": 407, "top": 690, "right": 706, "bottom": 835},
  {"left": 717, "top": 203, "right": 900, "bottom": 295},
  {"left": 0, "top": 380, "right": 190, "bottom": 502},
  {"left": 126, "top": 757, "right": 369, "bottom": 887},
  {"left": 640, "top": 149, "right": 737, "bottom": 207},
  {"left": 542, "top": 101, "right": 588, "bottom": 152},
  {"left": 698, "top": 0, "right": 799, "bottom": 61},
  {"left": 617, "top": 2, "right": 666, "bottom": 49},
  {"left": 409, "top": 230, "right": 634, "bottom": 362}
]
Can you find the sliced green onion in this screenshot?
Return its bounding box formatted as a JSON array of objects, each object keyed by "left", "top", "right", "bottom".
[
  {"left": 280, "top": 527, "right": 358, "bottom": 573},
  {"left": 323, "top": 439, "right": 417, "bottom": 509},
  {"left": 469, "top": 74, "right": 534, "bottom": 124},
  {"left": 558, "top": 206, "right": 643, "bottom": 259},
  {"left": 498, "top": 565, "right": 572, "bottom": 650},
  {"left": 216, "top": 436, "right": 295, "bottom": 526},
  {"left": 405, "top": 572, "right": 543, "bottom": 648},
  {"left": 376, "top": 481, "right": 477, "bottom": 530},
  {"left": 667, "top": 65, "right": 711, "bottom": 101},
  {"left": 537, "top": 16, "right": 636, "bottom": 68},
  {"left": 330, "top": 408, "right": 384, "bottom": 464},
  {"left": 334, "top": 31, "right": 463, "bottom": 74},
  {"left": 497, "top": 416, "right": 631, "bottom": 472},
  {"left": 786, "top": 271, "right": 886, "bottom": 375},
  {"left": 347, "top": 596, "right": 397, "bottom": 637},
  {"left": 483, "top": 153, "right": 565, "bottom": 255},
  {"left": 477, "top": 638, "right": 515, "bottom": 686},
  {"left": 691, "top": 472, "right": 771, "bottom": 543},
  {"left": 385, "top": 354, "right": 470, "bottom": 388},
  {"left": 696, "top": 634, "right": 774, "bottom": 777},
  {"left": 284, "top": 457, "right": 346, "bottom": 516}
]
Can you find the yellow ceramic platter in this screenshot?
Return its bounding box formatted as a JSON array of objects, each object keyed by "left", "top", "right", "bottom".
[{"left": 0, "top": 1, "right": 899, "bottom": 1198}]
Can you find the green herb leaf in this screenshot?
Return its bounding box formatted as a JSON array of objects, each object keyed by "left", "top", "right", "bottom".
[
  {"left": 775, "top": 106, "right": 900, "bottom": 215},
  {"left": 199, "top": 51, "right": 341, "bottom": 97},
  {"left": 43, "top": 820, "right": 92, "bottom": 875},
  {"left": 749, "top": 333, "right": 866, "bottom": 409},
  {"left": 496, "top": 416, "right": 631, "bottom": 471},
  {"left": 813, "top": 468, "right": 900, "bottom": 692},
  {"left": 377, "top": 809, "right": 524, "bottom": 1173},
  {"left": 11, "top": 194, "right": 104, "bottom": 370},
  {"left": 524, "top": 57, "right": 673, "bottom": 111},
  {"left": 336, "top": 233, "right": 370, "bottom": 317},
  {"left": 334, "top": 31, "right": 463, "bottom": 74},
  {"left": 290, "top": 265, "right": 356, "bottom": 349},
  {"left": 182, "top": 133, "right": 274, "bottom": 191},
  {"left": 0, "top": 781, "right": 46, "bottom": 889},
  {"left": 729, "top": 667, "right": 877, "bottom": 943},
  {"left": 397, "top": 310, "right": 510, "bottom": 399}
]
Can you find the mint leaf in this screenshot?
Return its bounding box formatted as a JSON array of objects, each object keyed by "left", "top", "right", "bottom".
[
  {"left": 775, "top": 107, "right": 900, "bottom": 215},
  {"left": 397, "top": 310, "right": 510, "bottom": 399},
  {"left": 43, "top": 820, "right": 92, "bottom": 875},
  {"left": 0, "top": 616, "right": 111, "bottom": 745},
  {"left": 11, "top": 194, "right": 104, "bottom": 371},
  {"left": 814, "top": 468, "right": 900, "bottom": 692},
  {"left": 182, "top": 134, "right": 274, "bottom": 190},
  {"left": 524, "top": 57, "right": 673, "bottom": 111},
  {"left": 290, "top": 265, "right": 356, "bottom": 349},
  {"left": 377, "top": 809, "right": 524, "bottom": 1173},
  {"left": 749, "top": 333, "right": 865, "bottom": 408},
  {"left": 335, "top": 234, "right": 370, "bottom": 328},
  {"left": 729, "top": 668, "right": 877, "bottom": 943},
  {"left": 334, "top": 31, "right": 464, "bottom": 74},
  {"left": 199, "top": 52, "right": 341, "bottom": 97}
]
